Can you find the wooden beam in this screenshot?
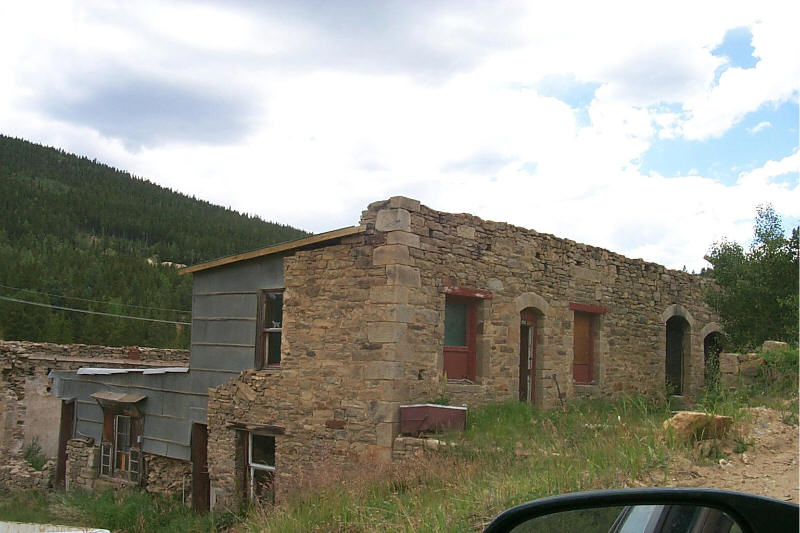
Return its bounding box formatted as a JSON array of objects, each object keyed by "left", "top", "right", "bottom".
[
  {"left": 180, "top": 226, "right": 363, "bottom": 275},
  {"left": 442, "top": 286, "right": 493, "bottom": 299}
]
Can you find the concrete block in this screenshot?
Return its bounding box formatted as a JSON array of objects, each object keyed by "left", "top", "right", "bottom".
[
  {"left": 386, "top": 231, "right": 420, "bottom": 248},
  {"left": 369, "top": 286, "right": 410, "bottom": 304},
  {"left": 386, "top": 264, "right": 421, "bottom": 287},
  {"left": 367, "top": 322, "right": 407, "bottom": 343},
  {"left": 365, "top": 361, "right": 405, "bottom": 380},
  {"left": 389, "top": 196, "right": 421, "bottom": 212},
  {"left": 457, "top": 225, "right": 476, "bottom": 239},
  {"left": 376, "top": 421, "right": 399, "bottom": 447},
  {"left": 376, "top": 209, "right": 411, "bottom": 232},
  {"left": 373, "top": 245, "right": 413, "bottom": 266}
]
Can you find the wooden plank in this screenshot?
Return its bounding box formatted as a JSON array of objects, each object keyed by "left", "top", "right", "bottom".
[{"left": 180, "top": 226, "right": 362, "bottom": 275}]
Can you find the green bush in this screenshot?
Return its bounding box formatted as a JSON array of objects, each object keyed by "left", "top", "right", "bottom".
[{"left": 23, "top": 437, "right": 47, "bottom": 471}]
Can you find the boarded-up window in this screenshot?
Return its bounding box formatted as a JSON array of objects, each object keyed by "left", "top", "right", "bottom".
[
  {"left": 573, "top": 311, "right": 594, "bottom": 384},
  {"left": 255, "top": 290, "right": 283, "bottom": 368}
]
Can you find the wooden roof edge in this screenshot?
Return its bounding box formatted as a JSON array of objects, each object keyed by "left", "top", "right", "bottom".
[{"left": 179, "top": 225, "right": 363, "bottom": 275}]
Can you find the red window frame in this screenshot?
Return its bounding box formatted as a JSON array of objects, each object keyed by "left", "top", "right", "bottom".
[
  {"left": 569, "top": 303, "right": 606, "bottom": 385},
  {"left": 443, "top": 295, "right": 478, "bottom": 381}
]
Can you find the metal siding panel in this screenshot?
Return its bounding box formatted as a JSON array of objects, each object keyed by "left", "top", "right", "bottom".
[
  {"left": 194, "top": 319, "right": 256, "bottom": 346},
  {"left": 166, "top": 443, "right": 191, "bottom": 461},
  {"left": 191, "top": 346, "right": 255, "bottom": 373},
  {"left": 142, "top": 438, "right": 168, "bottom": 456},
  {"left": 193, "top": 255, "right": 284, "bottom": 294},
  {"left": 193, "top": 293, "right": 257, "bottom": 318}
]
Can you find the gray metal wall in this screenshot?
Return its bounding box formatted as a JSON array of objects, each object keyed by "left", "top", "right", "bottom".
[
  {"left": 50, "top": 253, "right": 287, "bottom": 461},
  {"left": 189, "top": 255, "right": 284, "bottom": 380}
]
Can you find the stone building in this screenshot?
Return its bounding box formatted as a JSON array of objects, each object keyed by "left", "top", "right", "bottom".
[{"left": 48, "top": 197, "right": 722, "bottom": 510}]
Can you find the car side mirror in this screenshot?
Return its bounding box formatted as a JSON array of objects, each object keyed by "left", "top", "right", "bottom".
[{"left": 484, "top": 488, "right": 799, "bottom": 533}]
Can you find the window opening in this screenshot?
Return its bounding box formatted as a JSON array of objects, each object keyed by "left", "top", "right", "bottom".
[
  {"left": 248, "top": 433, "right": 275, "bottom": 503},
  {"left": 100, "top": 411, "right": 142, "bottom": 483},
  {"left": 256, "top": 290, "right": 283, "bottom": 368},
  {"left": 443, "top": 296, "right": 478, "bottom": 381}
]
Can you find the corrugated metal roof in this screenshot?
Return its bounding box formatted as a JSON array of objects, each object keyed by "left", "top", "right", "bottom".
[
  {"left": 77, "top": 367, "right": 189, "bottom": 375},
  {"left": 90, "top": 391, "right": 147, "bottom": 404}
]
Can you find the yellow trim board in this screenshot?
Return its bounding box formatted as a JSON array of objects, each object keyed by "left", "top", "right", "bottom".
[{"left": 179, "top": 226, "right": 363, "bottom": 275}]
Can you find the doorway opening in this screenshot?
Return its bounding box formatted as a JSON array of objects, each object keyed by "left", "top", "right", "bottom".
[
  {"left": 666, "top": 316, "right": 690, "bottom": 395},
  {"left": 519, "top": 308, "right": 542, "bottom": 403},
  {"left": 703, "top": 332, "right": 724, "bottom": 387}
]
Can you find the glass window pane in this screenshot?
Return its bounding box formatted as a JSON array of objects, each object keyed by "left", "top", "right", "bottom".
[
  {"left": 251, "top": 434, "right": 275, "bottom": 466},
  {"left": 267, "top": 292, "right": 283, "bottom": 328},
  {"left": 252, "top": 468, "right": 274, "bottom": 502},
  {"left": 444, "top": 301, "right": 467, "bottom": 346},
  {"left": 267, "top": 332, "right": 281, "bottom": 365}
]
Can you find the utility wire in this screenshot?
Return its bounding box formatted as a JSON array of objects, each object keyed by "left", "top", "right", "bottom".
[
  {"left": 0, "top": 295, "right": 191, "bottom": 325},
  {"left": 0, "top": 282, "right": 191, "bottom": 315}
]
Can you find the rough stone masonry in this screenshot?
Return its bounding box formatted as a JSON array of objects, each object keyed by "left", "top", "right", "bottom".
[{"left": 205, "top": 197, "right": 720, "bottom": 507}]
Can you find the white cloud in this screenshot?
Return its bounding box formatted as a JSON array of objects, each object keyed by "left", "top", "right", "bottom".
[
  {"left": 748, "top": 121, "right": 772, "bottom": 134},
  {"left": 1, "top": 0, "right": 797, "bottom": 272}
]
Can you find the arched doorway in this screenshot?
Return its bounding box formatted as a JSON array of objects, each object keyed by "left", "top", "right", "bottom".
[
  {"left": 665, "top": 316, "right": 690, "bottom": 394},
  {"left": 519, "top": 308, "right": 542, "bottom": 403},
  {"left": 703, "top": 332, "right": 724, "bottom": 386}
]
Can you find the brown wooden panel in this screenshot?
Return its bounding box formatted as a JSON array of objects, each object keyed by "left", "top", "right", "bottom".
[
  {"left": 191, "top": 423, "right": 210, "bottom": 512},
  {"left": 573, "top": 312, "right": 593, "bottom": 383}
]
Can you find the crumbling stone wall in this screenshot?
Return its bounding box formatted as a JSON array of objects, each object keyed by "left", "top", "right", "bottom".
[
  {"left": 206, "top": 197, "right": 719, "bottom": 509},
  {"left": 145, "top": 454, "right": 192, "bottom": 500},
  {"left": 65, "top": 437, "right": 98, "bottom": 492}
]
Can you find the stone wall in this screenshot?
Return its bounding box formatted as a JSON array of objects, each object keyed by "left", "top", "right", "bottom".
[
  {"left": 145, "top": 454, "right": 192, "bottom": 500},
  {"left": 205, "top": 196, "right": 719, "bottom": 509},
  {"left": 65, "top": 437, "right": 99, "bottom": 492}
]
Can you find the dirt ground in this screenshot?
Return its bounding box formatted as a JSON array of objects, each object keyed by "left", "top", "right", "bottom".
[{"left": 647, "top": 406, "right": 799, "bottom": 503}]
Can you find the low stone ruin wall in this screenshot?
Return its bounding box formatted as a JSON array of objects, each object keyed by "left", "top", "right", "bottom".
[
  {"left": 0, "top": 340, "right": 189, "bottom": 492},
  {"left": 717, "top": 341, "right": 790, "bottom": 388}
]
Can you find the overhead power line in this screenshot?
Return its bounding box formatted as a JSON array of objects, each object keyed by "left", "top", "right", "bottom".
[
  {"left": 0, "top": 295, "right": 191, "bottom": 326},
  {"left": 0, "top": 282, "right": 191, "bottom": 315}
]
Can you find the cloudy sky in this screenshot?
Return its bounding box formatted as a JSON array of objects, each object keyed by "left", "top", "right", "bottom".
[{"left": 1, "top": 1, "right": 798, "bottom": 271}]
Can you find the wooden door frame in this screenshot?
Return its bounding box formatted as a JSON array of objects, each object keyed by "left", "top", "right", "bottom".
[{"left": 191, "top": 423, "right": 210, "bottom": 512}]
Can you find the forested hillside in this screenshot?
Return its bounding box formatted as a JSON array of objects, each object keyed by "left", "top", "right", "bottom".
[{"left": 0, "top": 135, "right": 307, "bottom": 348}]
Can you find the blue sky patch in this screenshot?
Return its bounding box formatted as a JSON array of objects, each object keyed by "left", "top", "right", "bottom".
[
  {"left": 711, "top": 27, "right": 759, "bottom": 86},
  {"left": 520, "top": 161, "right": 538, "bottom": 175},
  {"left": 536, "top": 74, "right": 599, "bottom": 126},
  {"left": 712, "top": 27, "right": 759, "bottom": 69},
  {"left": 640, "top": 100, "right": 799, "bottom": 183}
]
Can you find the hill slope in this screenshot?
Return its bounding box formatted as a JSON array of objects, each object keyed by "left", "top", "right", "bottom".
[{"left": 0, "top": 135, "right": 307, "bottom": 347}]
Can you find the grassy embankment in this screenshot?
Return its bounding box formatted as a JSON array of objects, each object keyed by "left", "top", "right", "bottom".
[{"left": 0, "top": 347, "right": 795, "bottom": 532}]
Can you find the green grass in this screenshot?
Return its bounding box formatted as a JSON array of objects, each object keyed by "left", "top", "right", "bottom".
[
  {"left": 242, "top": 394, "right": 684, "bottom": 532},
  {"left": 0, "top": 488, "right": 227, "bottom": 533},
  {"left": 3, "top": 347, "right": 795, "bottom": 532}
]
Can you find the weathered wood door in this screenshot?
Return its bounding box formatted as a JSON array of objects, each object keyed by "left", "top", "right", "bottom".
[
  {"left": 55, "top": 399, "right": 75, "bottom": 487},
  {"left": 573, "top": 312, "right": 593, "bottom": 384},
  {"left": 519, "top": 310, "right": 538, "bottom": 402},
  {"left": 192, "top": 423, "right": 210, "bottom": 512}
]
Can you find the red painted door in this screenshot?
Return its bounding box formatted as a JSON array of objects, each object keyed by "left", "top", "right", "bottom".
[{"left": 573, "top": 312, "right": 593, "bottom": 384}]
